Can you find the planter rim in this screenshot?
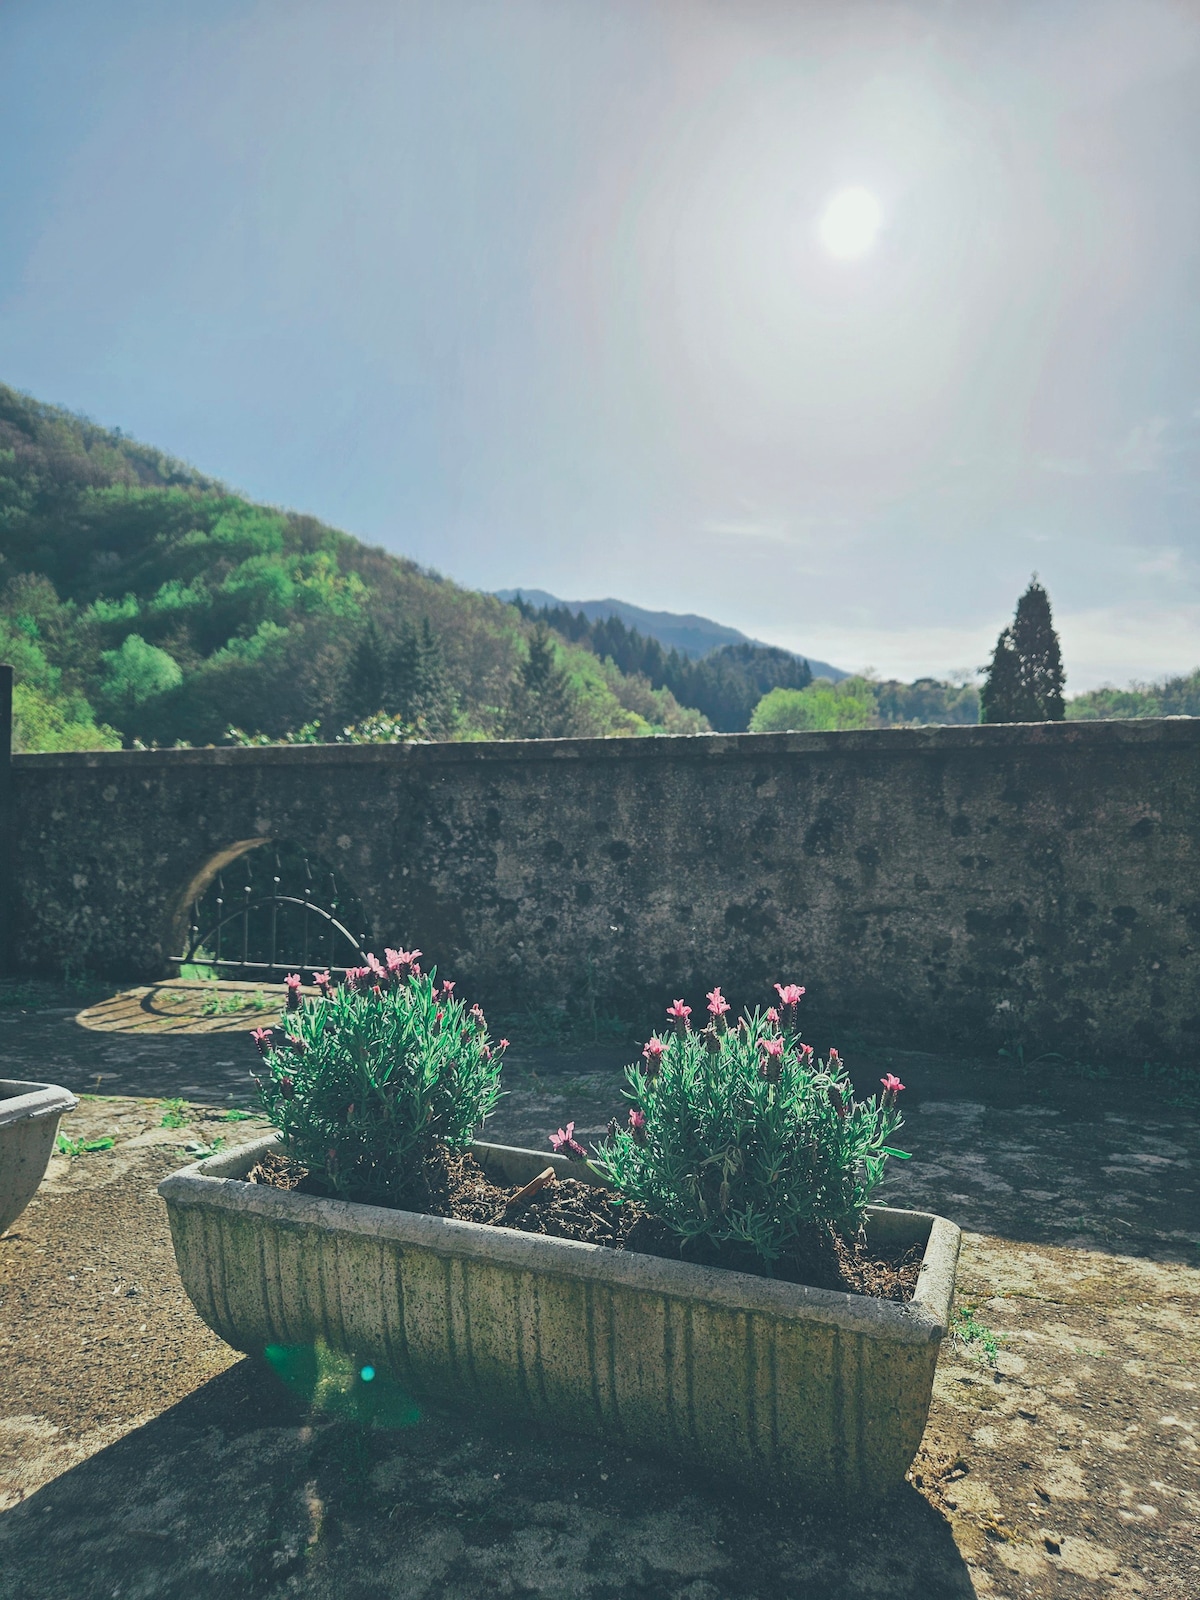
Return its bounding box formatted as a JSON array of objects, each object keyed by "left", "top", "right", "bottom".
[
  {"left": 159, "top": 1132, "right": 958, "bottom": 1346},
  {"left": 0, "top": 1080, "right": 78, "bottom": 1130}
]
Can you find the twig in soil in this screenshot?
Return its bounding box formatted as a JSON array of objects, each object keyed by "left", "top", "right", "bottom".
[{"left": 503, "top": 1167, "right": 556, "bottom": 1214}]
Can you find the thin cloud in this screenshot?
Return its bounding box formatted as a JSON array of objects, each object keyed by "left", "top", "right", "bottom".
[
  {"left": 1115, "top": 417, "right": 1170, "bottom": 474},
  {"left": 701, "top": 518, "right": 793, "bottom": 544}
]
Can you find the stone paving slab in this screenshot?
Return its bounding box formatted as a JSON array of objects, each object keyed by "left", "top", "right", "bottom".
[{"left": 2, "top": 1079, "right": 1198, "bottom": 1598}]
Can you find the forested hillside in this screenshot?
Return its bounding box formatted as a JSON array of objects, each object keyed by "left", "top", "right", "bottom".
[
  {"left": 510, "top": 597, "right": 815, "bottom": 732},
  {"left": 9, "top": 382, "right": 1169, "bottom": 753},
  {"left": 0, "top": 385, "right": 706, "bottom": 751}
]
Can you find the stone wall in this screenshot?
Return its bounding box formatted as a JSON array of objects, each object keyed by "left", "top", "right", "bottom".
[{"left": 11, "top": 720, "right": 1200, "bottom": 1060}]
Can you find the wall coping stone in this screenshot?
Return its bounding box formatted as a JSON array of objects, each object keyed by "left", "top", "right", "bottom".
[{"left": 11, "top": 716, "right": 1200, "bottom": 772}]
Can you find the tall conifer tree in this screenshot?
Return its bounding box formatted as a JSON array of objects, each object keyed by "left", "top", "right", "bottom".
[
  {"left": 503, "top": 624, "right": 581, "bottom": 738},
  {"left": 981, "top": 577, "right": 1065, "bottom": 723}
]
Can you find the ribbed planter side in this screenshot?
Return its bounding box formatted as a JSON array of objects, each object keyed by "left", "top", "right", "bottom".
[
  {"left": 0, "top": 1080, "right": 78, "bottom": 1235},
  {"left": 161, "top": 1137, "right": 960, "bottom": 1499}
]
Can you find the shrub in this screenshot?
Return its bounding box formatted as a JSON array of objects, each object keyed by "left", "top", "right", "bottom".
[
  {"left": 750, "top": 677, "right": 877, "bottom": 732},
  {"left": 586, "top": 986, "right": 908, "bottom": 1267},
  {"left": 252, "top": 953, "right": 507, "bottom": 1204}
]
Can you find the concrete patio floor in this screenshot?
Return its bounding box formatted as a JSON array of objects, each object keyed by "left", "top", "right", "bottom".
[{"left": 0, "top": 988, "right": 1197, "bottom": 1598}]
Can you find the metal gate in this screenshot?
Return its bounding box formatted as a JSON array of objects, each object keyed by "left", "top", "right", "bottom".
[{"left": 174, "top": 842, "right": 369, "bottom": 979}]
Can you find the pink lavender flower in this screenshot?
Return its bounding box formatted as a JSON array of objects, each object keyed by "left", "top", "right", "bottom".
[
  {"left": 439, "top": 979, "right": 456, "bottom": 999},
  {"left": 285, "top": 973, "right": 302, "bottom": 1012},
  {"left": 774, "top": 979, "right": 803, "bottom": 1017},
  {"left": 706, "top": 986, "right": 730, "bottom": 1018},
  {"left": 365, "top": 953, "right": 386, "bottom": 980},
  {"left": 880, "top": 1073, "right": 905, "bottom": 1097},
  {"left": 313, "top": 970, "right": 331, "bottom": 993},
  {"left": 385, "top": 947, "right": 420, "bottom": 977},
  {"left": 498, "top": 1038, "right": 511, "bottom": 1050},
  {"left": 628, "top": 1108, "right": 646, "bottom": 1131},
  {"left": 642, "top": 1036, "right": 666, "bottom": 1076},
  {"left": 798, "top": 1042, "right": 814, "bottom": 1064},
  {"left": 758, "top": 1034, "right": 784, "bottom": 1084},
  {"left": 765, "top": 1006, "right": 780, "bottom": 1026},
  {"left": 828, "top": 1047, "right": 841, "bottom": 1066},
  {"left": 550, "top": 1121, "right": 587, "bottom": 1159},
  {"left": 251, "top": 1027, "right": 273, "bottom": 1057},
  {"left": 666, "top": 999, "right": 691, "bottom": 1033},
  {"left": 279, "top": 1075, "right": 295, "bottom": 1099}
]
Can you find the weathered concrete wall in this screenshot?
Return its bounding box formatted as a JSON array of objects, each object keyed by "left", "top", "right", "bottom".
[{"left": 11, "top": 720, "right": 1200, "bottom": 1060}]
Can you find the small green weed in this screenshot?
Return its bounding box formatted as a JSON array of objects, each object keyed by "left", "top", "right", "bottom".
[
  {"left": 223, "top": 1108, "right": 256, "bottom": 1121},
  {"left": 56, "top": 1134, "right": 115, "bottom": 1156},
  {"left": 160, "top": 1098, "right": 190, "bottom": 1128},
  {"left": 953, "top": 1304, "right": 1000, "bottom": 1365},
  {"left": 199, "top": 988, "right": 252, "bottom": 1016},
  {"left": 184, "top": 1137, "right": 226, "bottom": 1159}
]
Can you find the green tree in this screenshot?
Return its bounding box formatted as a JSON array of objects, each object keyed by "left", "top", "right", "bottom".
[
  {"left": 1066, "top": 667, "right": 1200, "bottom": 720},
  {"left": 980, "top": 577, "right": 1065, "bottom": 723},
  {"left": 96, "top": 633, "right": 183, "bottom": 728},
  {"left": 750, "top": 677, "right": 877, "bottom": 732},
  {"left": 13, "top": 681, "right": 120, "bottom": 752},
  {"left": 873, "top": 676, "right": 980, "bottom": 726},
  {"left": 503, "top": 624, "right": 582, "bottom": 738},
  {"left": 386, "top": 617, "right": 458, "bottom": 736}
]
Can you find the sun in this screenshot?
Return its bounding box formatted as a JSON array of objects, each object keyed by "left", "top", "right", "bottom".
[{"left": 818, "top": 187, "right": 883, "bottom": 260}]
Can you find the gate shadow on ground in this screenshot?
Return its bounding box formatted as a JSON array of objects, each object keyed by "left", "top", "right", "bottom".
[{"left": 0, "top": 1357, "right": 976, "bottom": 1600}]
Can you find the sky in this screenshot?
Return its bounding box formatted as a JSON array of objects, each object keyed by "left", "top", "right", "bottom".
[{"left": 2, "top": 0, "right": 1199, "bottom": 690}]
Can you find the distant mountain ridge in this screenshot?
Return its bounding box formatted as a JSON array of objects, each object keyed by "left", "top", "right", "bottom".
[{"left": 494, "top": 589, "right": 846, "bottom": 680}]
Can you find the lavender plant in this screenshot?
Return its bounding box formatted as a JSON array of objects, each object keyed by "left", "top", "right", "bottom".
[
  {"left": 252, "top": 950, "right": 507, "bottom": 1204},
  {"left": 586, "top": 984, "right": 908, "bottom": 1268}
]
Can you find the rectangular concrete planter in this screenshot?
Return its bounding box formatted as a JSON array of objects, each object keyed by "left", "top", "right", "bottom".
[
  {"left": 0, "top": 1079, "right": 78, "bottom": 1235},
  {"left": 160, "top": 1135, "right": 961, "bottom": 1499}
]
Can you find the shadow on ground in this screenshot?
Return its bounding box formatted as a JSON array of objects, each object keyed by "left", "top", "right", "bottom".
[{"left": 0, "top": 1358, "right": 974, "bottom": 1600}]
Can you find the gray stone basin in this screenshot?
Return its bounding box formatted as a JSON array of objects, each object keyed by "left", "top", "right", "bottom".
[
  {"left": 0, "top": 1078, "right": 78, "bottom": 1235},
  {"left": 161, "top": 1134, "right": 961, "bottom": 1500}
]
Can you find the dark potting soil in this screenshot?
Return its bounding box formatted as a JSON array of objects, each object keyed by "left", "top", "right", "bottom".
[{"left": 244, "top": 1147, "right": 921, "bottom": 1302}]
